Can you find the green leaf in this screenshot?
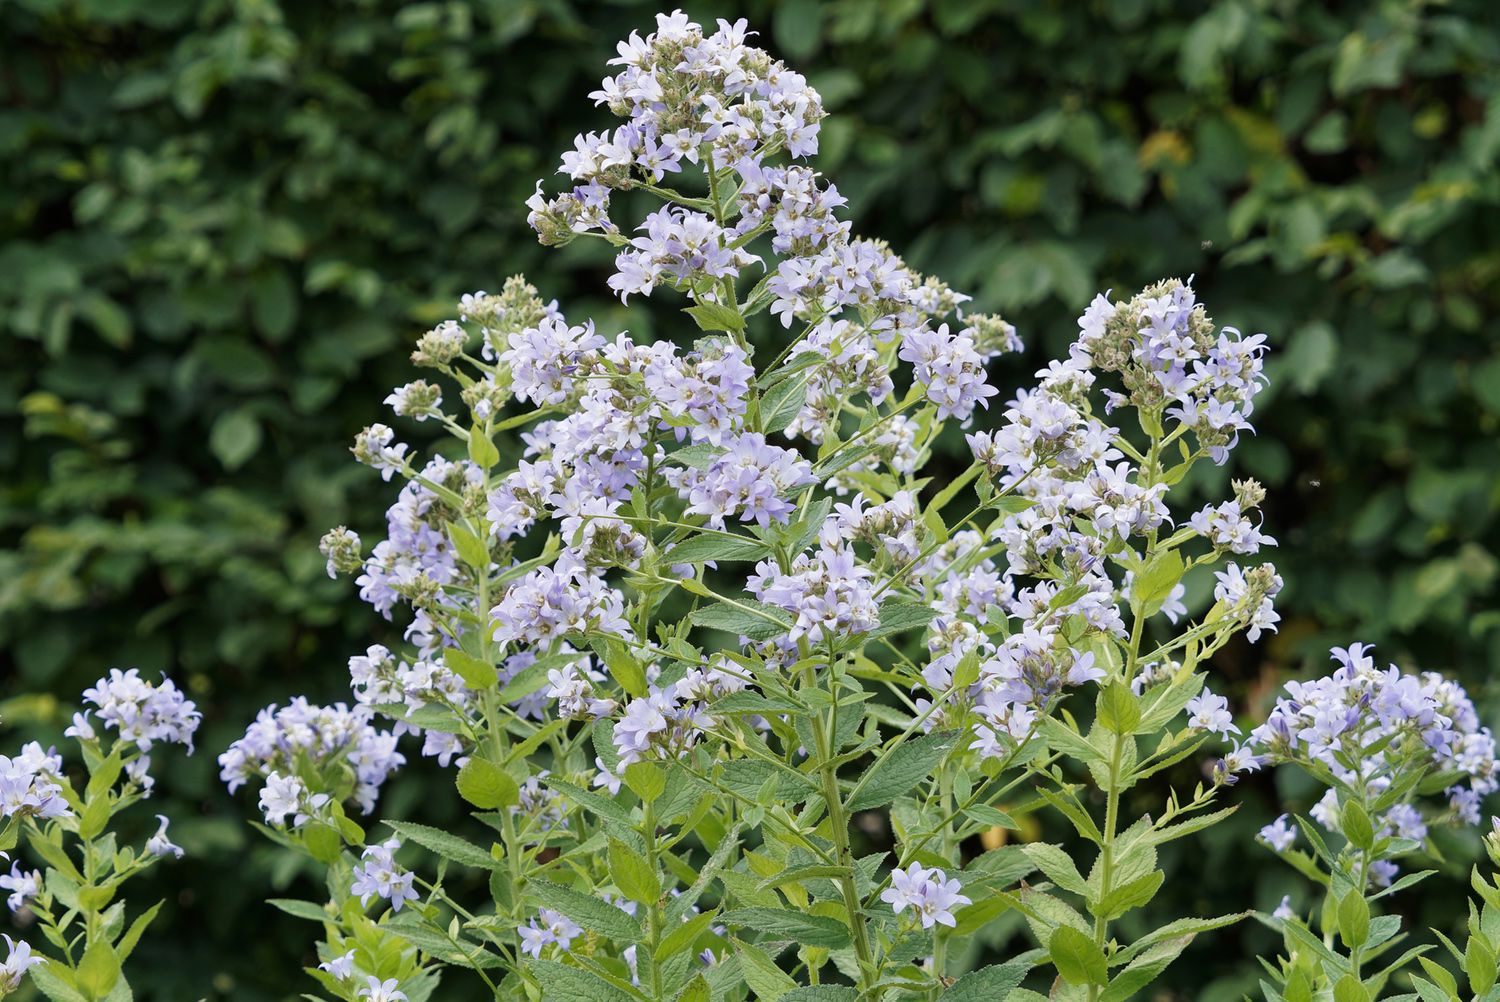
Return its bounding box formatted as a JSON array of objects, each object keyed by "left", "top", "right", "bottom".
[
  {"left": 209, "top": 409, "right": 262, "bottom": 471},
  {"left": 1022, "top": 843, "right": 1090, "bottom": 898},
  {"left": 599, "top": 637, "right": 649, "bottom": 698},
  {"left": 608, "top": 837, "right": 660, "bottom": 906},
  {"left": 456, "top": 756, "right": 519, "bottom": 810},
  {"left": 527, "top": 959, "right": 635, "bottom": 1002},
  {"left": 734, "top": 939, "right": 799, "bottom": 1000},
  {"left": 677, "top": 977, "right": 711, "bottom": 1002},
  {"left": 1049, "top": 925, "right": 1108, "bottom": 986},
  {"left": 940, "top": 958, "right": 1032, "bottom": 1000},
  {"left": 847, "top": 730, "right": 957, "bottom": 812},
  {"left": 27, "top": 965, "right": 89, "bottom": 1002},
  {"left": 760, "top": 372, "right": 809, "bottom": 434},
  {"left": 1469, "top": 931, "right": 1498, "bottom": 995},
  {"left": 1340, "top": 800, "right": 1375, "bottom": 851},
  {"left": 385, "top": 820, "right": 500, "bottom": 871},
  {"left": 1038, "top": 717, "right": 1105, "bottom": 766},
  {"left": 444, "top": 648, "right": 498, "bottom": 688},
  {"left": 869, "top": 599, "right": 938, "bottom": 639},
  {"left": 783, "top": 988, "right": 858, "bottom": 1002},
  {"left": 689, "top": 599, "right": 792, "bottom": 642},
  {"left": 1095, "top": 870, "right": 1164, "bottom": 920},
  {"left": 623, "top": 762, "right": 666, "bottom": 803},
  {"left": 1131, "top": 548, "right": 1185, "bottom": 618},
  {"left": 1337, "top": 891, "right": 1369, "bottom": 949},
  {"left": 1099, "top": 934, "right": 1194, "bottom": 1002},
  {"left": 1097, "top": 683, "right": 1141, "bottom": 735},
  {"left": 530, "top": 879, "right": 644, "bottom": 942},
  {"left": 268, "top": 898, "right": 331, "bottom": 923},
  {"left": 963, "top": 804, "right": 1019, "bottom": 831},
  {"left": 1333, "top": 975, "right": 1371, "bottom": 1002},
  {"left": 447, "top": 522, "right": 490, "bottom": 570},
  {"left": 79, "top": 791, "right": 113, "bottom": 841},
  {"left": 116, "top": 899, "right": 163, "bottom": 962},
  {"left": 467, "top": 423, "right": 500, "bottom": 468},
  {"left": 1112, "top": 913, "right": 1250, "bottom": 965},
  {"left": 77, "top": 939, "right": 122, "bottom": 1000},
  {"left": 301, "top": 821, "right": 342, "bottom": 864},
  {"left": 656, "top": 908, "right": 717, "bottom": 962},
  {"left": 685, "top": 301, "right": 745, "bottom": 334},
  {"left": 719, "top": 907, "right": 852, "bottom": 949},
  {"left": 668, "top": 533, "right": 773, "bottom": 564}
]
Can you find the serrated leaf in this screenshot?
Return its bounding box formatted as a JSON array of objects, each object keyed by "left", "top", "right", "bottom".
[
  {"left": 456, "top": 756, "right": 519, "bottom": 810},
  {"left": 1131, "top": 548, "right": 1184, "bottom": 617},
  {"left": 623, "top": 762, "right": 666, "bottom": 803},
  {"left": 1022, "top": 843, "right": 1090, "bottom": 898},
  {"left": 1097, "top": 683, "right": 1141, "bottom": 735},
  {"left": 386, "top": 820, "right": 500, "bottom": 871},
  {"left": 734, "top": 939, "right": 799, "bottom": 1000},
  {"left": 77, "top": 939, "right": 121, "bottom": 999},
  {"left": 868, "top": 599, "right": 937, "bottom": 639},
  {"left": 685, "top": 301, "right": 745, "bottom": 334},
  {"left": 527, "top": 959, "right": 635, "bottom": 1002},
  {"left": 268, "top": 898, "right": 331, "bottom": 923},
  {"left": 689, "top": 599, "right": 792, "bottom": 641},
  {"left": 760, "top": 372, "right": 809, "bottom": 434},
  {"left": 608, "top": 837, "right": 660, "bottom": 906},
  {"left": 598, "top": 637, "right": 648, "bottom": 698},
  {"left": 530, "top": 879, "right": 643, "bottom": 942},
  {"left": 1049, "top": 925, "right": 1107, "bottom": 986},
  {"left": 847, "top": 730, "right": 957, "bottom": 812},
  {"left": 444, "top": 648, "right": 498, "bottom": 688},
  {"left": 719, "top": 907, "right": 851, "bottom": 948},
  {"left": 940, "top": 958, "right": 1032, "bottom": 1000},
  {"left": 1099, "top": 934, "right": 1194, "bottom": 1001},
  {"left": 669, "top": 533, "right": 773, "bottom": 564}
]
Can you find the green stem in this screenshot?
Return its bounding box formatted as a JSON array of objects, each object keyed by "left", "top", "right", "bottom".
[{"left": 805, "top": 657, "right": 876, "bottom": 997}]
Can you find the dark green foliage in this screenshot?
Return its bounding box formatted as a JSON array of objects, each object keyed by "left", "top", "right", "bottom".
[{"left": 2, "top": 0, "right": 1497, "bottom": 998}]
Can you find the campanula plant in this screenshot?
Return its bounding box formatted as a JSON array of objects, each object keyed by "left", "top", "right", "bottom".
[
  {"left": 0, "top": 671, "right": 198, "bottom": 1001},
  {"left": 3, "top": 9, "right": 1491, "bottom": 1002},
  {"left": 210, "top": 10, "right": 1304, "bottom": 1000}
]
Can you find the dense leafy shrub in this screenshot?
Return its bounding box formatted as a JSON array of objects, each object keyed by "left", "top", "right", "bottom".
[{"left": 2, "top": 1, "right": 1498, "bottom": 998}]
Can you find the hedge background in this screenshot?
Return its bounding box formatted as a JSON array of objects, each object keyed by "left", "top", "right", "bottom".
[{"left": 2, "top": 0, "right": 1498, "bottom": 998}]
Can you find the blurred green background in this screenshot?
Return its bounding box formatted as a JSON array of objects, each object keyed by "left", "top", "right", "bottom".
[{"left": 2, "top": 0, "right": 1498, "bottom": 998}]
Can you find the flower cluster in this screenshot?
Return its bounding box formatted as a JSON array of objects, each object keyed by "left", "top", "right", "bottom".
[
  {"left": 880, "top": 863, "right": 971, "bottom": 930},
  {"left": 1236, "top": 643, "right": 1498, "bottom": 884},
  {"left": 350, "top": 838, "right": 419, "bottom": 913},
  {"left": 227, "top": 14, "right": 1455, "bottom": 1002},
  {"left": 0, "top": 744, "right": 67, "bottom": 822},
  {"left": 75, "top": 668, "right": 201, "bottom": 790},
  {"left": 219, "top": 698, "right": 404, "bottom": 815},
  {"left": 666, "top": 432, "right": 815, "bottom": 528}
]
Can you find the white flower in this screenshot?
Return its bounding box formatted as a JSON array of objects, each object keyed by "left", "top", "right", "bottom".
[
  {"left": 1257, "top": 814, "right": 1298, "bottom": 853},
  {"left": 319, "top": 950, "right": 355, "bottom": 980},
  {"left": 0, "top": 862, "right": 39, "bottom": 913},
  {"left": 0, "top": 935, "right": 44, "bottom": 992},
  {"left": 357, "top": 976, "right": 407, "bottom": 1002},
  {"left": 879, "top": 863, "right": 971, "bottom": 929},
  {"left": 1186, "top": 689, "right": 1239, "bottom": 740},
  {"left": 144, "top": 815, "right": 183, "bottom": 859}
]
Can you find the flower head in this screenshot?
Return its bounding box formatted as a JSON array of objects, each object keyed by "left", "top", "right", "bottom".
[{"left": 879, "top": 863, "right": 971, "bottom": 929}]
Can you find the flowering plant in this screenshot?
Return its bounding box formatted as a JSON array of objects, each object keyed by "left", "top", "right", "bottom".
[
  {"left": 4, "top": 10, "right": 1495, "bottom": 1002},
  {"left": 1235, "top": 645, "right": 1497, "bottom": 1002},
  {"left": 222, "top": 11, "right": 1298, "bottom": 1001},
  {"left": 0, "top": 670, "right": 198, "bottom": 1000}
]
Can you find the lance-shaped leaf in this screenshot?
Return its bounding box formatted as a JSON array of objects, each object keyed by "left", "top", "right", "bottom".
[
  {"left": 718, "top": 907, "right": 852, "bottom": 949},
  {"left": 846, "top": 730, "right": 958, "bottom": 812},
  {"left": 529, "top": 879, "right": 644, "bottom": 943}
]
